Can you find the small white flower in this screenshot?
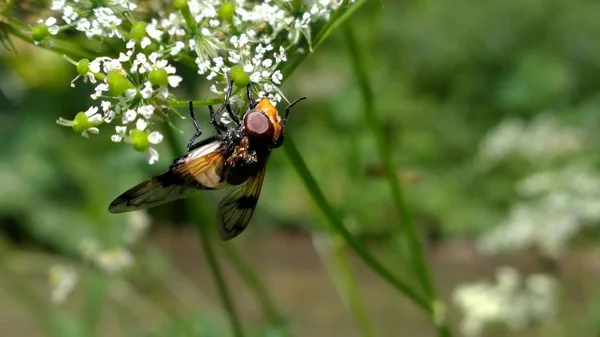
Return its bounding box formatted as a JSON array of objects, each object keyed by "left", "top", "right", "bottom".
[
  {"left": 271, "top": 70, "right": 283, "bottom": 84},
  {"left": 49, "top": 264, "right": 78, "bottom": 304},
  {"left": 250, "top": 71, "right": 261, "bottom": 83},
  {"left": 140, "top": 82, "right": 154, "bottom": 99},
  {"left": 168, "top": 75, "right": 183, "bottom": 87},
  {"left": 124, "top": 211, "right": 150, "bottom": 244},
  {"left": 148, "top": 131, "right": 163, "bottom": 144},
  {"left": 123, "top": 109, "right": 137, "bottom": 123},
  {"left": 146, "top": 147, "right": 159, "bottom": 164},
  {"left": 138, "top": 105, "right": 155, "bottom": 119},
  {"left": 94, "top": 248, "right": 134, "bottom": 274},
  {"left": 111, "top": 125, "right": 127, "bottom": 142},
  {"left": 136, "top": 118, "right": 148, "bottom": 131}
]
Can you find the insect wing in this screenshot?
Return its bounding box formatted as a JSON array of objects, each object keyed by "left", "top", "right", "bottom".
[
  {"left": 108, "top": 141, "right": 225, "bottom": 213},
  {"left": 217, "top": 166, "right": 266, "bottom": 240}
]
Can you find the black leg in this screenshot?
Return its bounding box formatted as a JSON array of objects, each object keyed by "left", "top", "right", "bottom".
[
  {"left": 209, "top": 104, "right": 228, "bottom": 134},
  {"left": 225, "top": 101, "right": 241, "bottom": 125},
  {"left": 283, "top": 96, "right": 307, "bottom": 126},
  {"left": 247, "top": 84, "right": 257, "bottom": 109},
  {"left": 221, "top": 72, "right": 241, "bottom": 125},
  {"left": 186, "top": 100, "right": 203, "bottom": 151}
]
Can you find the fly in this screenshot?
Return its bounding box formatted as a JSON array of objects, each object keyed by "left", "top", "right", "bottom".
[{"left": 108, "top": 75, "right": 306, "bottom": 240}]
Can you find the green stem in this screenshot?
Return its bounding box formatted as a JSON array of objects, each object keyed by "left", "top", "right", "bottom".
[
  {"left": 221, "top": 244, "right": 285, "bottom": 326},
  {"left": 6, "top": 22, "right": 94, "bottom": 59},
  {"left": 281, "top": 137, "right": 430, "bottom": 311},
  {"left": 178, "top": 3, "right": 197, "bottom": 34},
  {"left": 163, "top": 126, "right": 245, "bottom": 337},
  {"left": 193, "top": 211, "right": 245, "bottom": 337},
  {"left": 313, "top": 234, "right": 374, "bottom": 337},
  {"left": 83, "top": 274, "right": 108, "bottom": 337},
  {"left": 277, "top": 0, "right": 432, "bottom": 315},
  {"left": 169, "top": 98, "right": 224, "bottom": 108},
  {"left": 344, "top": 27, "right": 451, "bottom": 336}
]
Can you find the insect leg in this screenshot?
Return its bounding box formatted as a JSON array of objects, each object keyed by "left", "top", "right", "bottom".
[
  {"left": 223, "top": 72, "right": 241, "bottom": 125},
  {"left": 209, "top": 104, "right": 229, "bottom": 134},
  {"left": 186, "top": 100, "right": 203, "bottom": 151},
  {"left": 246, "top": 83, "right": 257, "bottom": 109}
]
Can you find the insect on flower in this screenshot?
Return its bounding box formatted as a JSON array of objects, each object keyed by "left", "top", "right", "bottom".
[{"left": 108, "top": 75, "right": 306, "bottom": 240}]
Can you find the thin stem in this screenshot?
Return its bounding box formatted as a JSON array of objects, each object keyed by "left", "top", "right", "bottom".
[
  {"left": 281, "top": 137, "right": 430, "bottom": 311},
  {"left": 6, "top": 21, "right": 94, "bottom": 59},
  {"left": 169, "top": 98, "right": 224, "bottom": 108},
  {"left": 193, "top": 211, "right": 245, "bottom": 337},
  {"left": 178, "top": 3, "right": 197, "bottom": 34},
  {"left": 344, "top": 27, "right": 451, "bottom": 335},
  {"left": 278, "top": 0, "right": 432, "bottom": 315},
  {"left": 221, "top": 244, "right": 285, "bottom": 326},
  {"left": 163, "top": 126, "right": 245, "bottom": 337},
  {"left": 313, "top": 234, "right": 374, "bottom": 337}
]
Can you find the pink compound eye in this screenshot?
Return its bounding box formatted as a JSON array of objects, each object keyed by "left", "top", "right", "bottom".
[{"left": 244, "top": 112, "right": 274, "bottom": 141}]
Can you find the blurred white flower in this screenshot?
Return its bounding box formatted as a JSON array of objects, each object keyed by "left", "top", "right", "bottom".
[
  {"left": 48, "top": 264, "right": 78, "bottom": 304},
  {"left": 453, "top": 267, "right": 557, "bottom": 337},
  {"left": 477, "top": 114, "right": 583, "bottom": 169},
  {"left": 124, "top": 211, "right": 151, "bottom": 244},
  {"left": 79, "top": 239, "right": 134, "bottom": 274},
  {"left": 478, "top": 165, "right": 600, "bottom": 257}
]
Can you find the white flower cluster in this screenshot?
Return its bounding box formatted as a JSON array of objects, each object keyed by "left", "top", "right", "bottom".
[
  {"left": 45, "top": 0, "right": 355, "bottom": 163},
  {"left": 476, "top": 114, "right": 583, "bottom": 169},
  {"left": 478, "top": 165, "right": 600, "bottom": 257},
  {"left": 50, "top": 0, "right": 136, "bottom": 39},
  {"left": 57, "top": 40, "right": 182, "bottom": 164},
  {"left": 453, "top": 267, "right": 557, "bottom": 337}
]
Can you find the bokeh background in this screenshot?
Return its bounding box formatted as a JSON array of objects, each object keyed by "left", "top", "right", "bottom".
[{"left": 2, "top": 0, "right": 600, "bottom": 336}]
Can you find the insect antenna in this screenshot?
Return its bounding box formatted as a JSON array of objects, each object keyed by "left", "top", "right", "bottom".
[{"left": 284, "top": 96, "right": 307, "bottom": 122}]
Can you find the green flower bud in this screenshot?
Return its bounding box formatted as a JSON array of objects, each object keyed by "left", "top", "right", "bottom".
[
  {"left": 32, "top": 23, "right": 49, "bottom": 42},
  {"left": 148, "top": 68, "right": 169, "bottom": 87},
  {"left": 229, "top": 65, "right": 243, "bottom": 80},
  {"left": 130, "top": 129, "right": 150, "bottom": 152},
  {"left": 218, "top": 3, "right": 235, "bottom": 21},
  {"left": 77, "top": 59, "right": 90, "bottom": 76},
  {"left": 72, "top": 112, "right": 89, "bottom": 134},
  {"left": 144, "top": 42, "right": 160, "bottom": 53},
  {"left": 130, "top": 22, "right": 147, "bottom": 41},
  {"left": 230, "top": 65, "right": 250, "bottom": 88},
  {"left": 106, "top": 70, "right": 134, "bottom": 96},
  {"left": 173, "top": 0, "right": 188, "bottom": 9}
]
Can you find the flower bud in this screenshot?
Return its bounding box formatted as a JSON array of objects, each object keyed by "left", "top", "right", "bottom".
[
  {"left": 77, "top": 59, "right": 90, "bottom": 76},
  {"left": 32, "top": 23, "right": 49, "bottom": 42},
  {"left": 173, "top": 0, "right": 188, "bottom": 9},
  {"left": 72, "top": 112, "right": 89, "bottom": 134},
  {"left": 230, "top": 65, "right": 250, "bottom": 88},
  {"left": 130, "top": 129, "right": 150, "bottom": 152},
  {"left": 148, "top": 68, "right": 168, "bottom": 86},
  {"left": 107, "top": 70, "right": 134, "bottom": 96},
  {"left": 130, "top": 22, "right": 147, "bottom": 41},
  {"left": 218, "top": 3, "right": 235, "bottom": 21}
]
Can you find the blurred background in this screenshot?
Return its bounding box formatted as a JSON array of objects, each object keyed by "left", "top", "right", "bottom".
[{"left": 2, "top": 0, "right": 600, "bottom": 336}]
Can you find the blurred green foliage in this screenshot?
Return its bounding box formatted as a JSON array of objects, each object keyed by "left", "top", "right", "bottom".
[
  {"left": 3, "top": 0, "right": 600, "bottom": 336},
  {"left": 2, "top": 0, "right": 600, "bottom": 251}
]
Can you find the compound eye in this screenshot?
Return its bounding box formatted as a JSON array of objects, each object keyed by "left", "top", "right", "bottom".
[{"left": 244, "top": 112, "right": 274, "bottom": 140}]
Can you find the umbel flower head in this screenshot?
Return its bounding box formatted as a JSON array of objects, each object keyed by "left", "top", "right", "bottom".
[{"left": 47, "top": 0, "right": 356, "bottom": 163}]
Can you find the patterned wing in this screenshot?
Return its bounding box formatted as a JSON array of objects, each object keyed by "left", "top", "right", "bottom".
[
  {"left": 108, "top": 140, "right": 225, "bottom": 213},
  {"left": 217, "top": 166, "right": 266, "bottom": 240}
]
